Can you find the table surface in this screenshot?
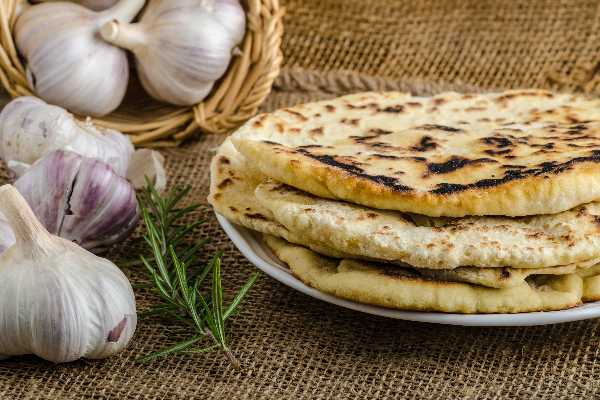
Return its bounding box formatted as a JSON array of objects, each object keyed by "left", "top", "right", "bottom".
[{"left": 1, "top": 1, "right": 600, "bottom": 399}]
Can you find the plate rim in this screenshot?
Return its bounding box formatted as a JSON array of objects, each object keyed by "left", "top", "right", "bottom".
[{"left": 216, "top": 213, "right": 600, "bottom": 326}]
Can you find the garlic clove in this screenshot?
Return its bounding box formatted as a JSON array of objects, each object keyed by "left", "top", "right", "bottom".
[
  {"left": 14, "top": 150, "right": 139, "bottom": 252},
  {"left": 15, "top": 0, "right": 146, "bottom": 116},
  {"left": 0, "top": 97, "right": 134, "bottom": 178},
  {"left": 100, "top": 0, "right": 246, "bottom": 106},
  {"left": 69, "top": 118, "right": 134, "bottom": 177},
  {"left": 0, "top": 185, "right": 136, "bottom": 363},
  {"left": 126, "top": 148, "right": 167, "bottom": 192}
]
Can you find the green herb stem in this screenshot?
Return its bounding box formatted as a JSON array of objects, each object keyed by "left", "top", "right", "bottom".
[{"left": 135, "top": 179, "right": 259, "bottom": 367}]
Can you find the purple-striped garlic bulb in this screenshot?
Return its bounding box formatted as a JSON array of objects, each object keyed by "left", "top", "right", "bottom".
[{"left": 14, "top": 150, "right": 139, "bottom": 251}]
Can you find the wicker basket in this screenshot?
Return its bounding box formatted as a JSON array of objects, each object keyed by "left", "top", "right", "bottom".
[{"left": 0, "top": 0, "right": 284, "bottom": 147}]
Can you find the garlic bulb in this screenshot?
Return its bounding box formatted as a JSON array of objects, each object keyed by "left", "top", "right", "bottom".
[
  {"left": 32, "top": 0, "right": 119, "bottom": 11},
  {"left": 0, "top": 97, "right": 133, "bottom": 177},
  {"left": 15, "top": 150, "right": 139, "bottom": 251},
  {"left": 100, "top": 0, "right": 246, "bottom": 105},
  {"left": 15, "top": 0, "right": 146, "bottom": 116},
  {"left": 0, "top": 184, "right": 136, "bottom": 363}
]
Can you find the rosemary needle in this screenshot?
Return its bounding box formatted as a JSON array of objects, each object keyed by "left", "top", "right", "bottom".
[{"left": 135, "top": 180, "right": 259, "bottom": 367}]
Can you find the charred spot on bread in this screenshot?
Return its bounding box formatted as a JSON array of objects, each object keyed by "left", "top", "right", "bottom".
[
  {"left": 417, "top": 124, "right": 463, "bottom": 133},
  {"left": 427, "top": 157, "right": 497, "bottom": 175},
  {"left": 411, "top": 135, "right": 438, "bottom": 152}
]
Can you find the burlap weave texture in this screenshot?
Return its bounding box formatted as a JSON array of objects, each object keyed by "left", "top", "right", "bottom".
[
  {"left": 282, "top": 0, "right": 600, "bottom": 93},
  {"left": 2, "top": 0, "right": 600, "bottom": 398}
]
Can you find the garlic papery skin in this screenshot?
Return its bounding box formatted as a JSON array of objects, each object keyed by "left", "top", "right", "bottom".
[
  {"left": 0, "top": 185, "right": 136, "bottom": 363},
  {"left": 32, "top": 0, "right": 119, "bottom": 11},
  {"left": 127, "top": 148, "right": 167, "bottom": 192},
  {"left": 14, "top": 150, "right": 139, "bottom": 251},
  {"left": 100, "top": 0, "right": 246, "bottom": 106},
  {"left": 15, "top": 0, "right": 146, "bottom": 116},
  {"left": 0, "top": 215, "right": 16, "bottom": 254},
  {"left": 0, "top": 97, "right": 134, "bottom": 177}
]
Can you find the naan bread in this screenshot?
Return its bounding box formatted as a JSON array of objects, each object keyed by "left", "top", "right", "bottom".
[
  {"left": 255, "top": 181, "right": 600, "bottom": 268},
  {"left": 582, "top": 276, "right": 600, "bottom": 302},
  {"left": 414, "top": 258, "right": 600, "bottom": 289},
  {"left": 419, "top": 263, "right": 578, "bottom": 289},
  {"left": 211, "top": 138, "right": 600, "bottom": 269},
  {"left": 209, "top": 138, "right": 286, "bottom": 238},
  {"left": 233, "top": 90, "right": 600, "bottom": 217},
  {"left": 263, "top": 236, "right": 584, "bottom": 314},
  {"left": 577, "top": 263, "right": 600, "bottom": 301},
  {"left": 209, "top": 138, "right": 349, "bottom": 259}
]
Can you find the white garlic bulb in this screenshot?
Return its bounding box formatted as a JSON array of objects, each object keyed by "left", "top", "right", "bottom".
[
  {"left": 0, "top": 97, "right": 133, "bottom": 177},
  {"left": 15, "top": 0, "right": 146, "bottom": 116},
  {"left": 32, "top": 0, "right": 119, "bottom": 11},
  {"left": 0, "top": 97, "right": 168, "bottom": 190},
  {"left": 0, "top": 184, "right": 137, "bottom": 363},
  {"left": 15, "top": 150, "right": 139, "bottom": 251},
  {"left": 100, "top": 0, "right": 246, "bottom": 106}
]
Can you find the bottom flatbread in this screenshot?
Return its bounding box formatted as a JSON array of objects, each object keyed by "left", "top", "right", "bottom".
[
  {"left": 577, "top": 263, "right": 600, "bottom": 301},
  {"left": 264, "top": 235, "right": 585, "bottom": 314},
  {"left": 420, "top": 258, "right": 599, "bottom": 289}
]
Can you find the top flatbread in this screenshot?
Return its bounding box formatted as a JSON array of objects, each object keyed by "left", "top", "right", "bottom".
[
  {"left": 233, "top": 90, "right": 600, "bottom": 217},
  {"left": 210, "top": 138, "right": 600, "bottom": 270}
]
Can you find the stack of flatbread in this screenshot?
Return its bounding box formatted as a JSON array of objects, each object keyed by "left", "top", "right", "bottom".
[{"left": 209, "top": 90, "right": 600, "bottom": 314}]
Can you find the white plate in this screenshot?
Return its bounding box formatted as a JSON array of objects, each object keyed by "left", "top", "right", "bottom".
[{"left": 217, "top": 213, "right": 600, "bottom": 326}]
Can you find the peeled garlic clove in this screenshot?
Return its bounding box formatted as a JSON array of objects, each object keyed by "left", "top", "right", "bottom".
[
  {"left": 0, "top": 184, "right": 136, "bottom": 363},
  {"left": 14, "top": 150, "right": 139, "bottom": 251},
  {"left": 0, "top": 97, "right": 134, "bottom": 177},
  {"left": 100, "top": 0, "right": 246, "bottom": 106},
  {"left": 127, "top": 148, "right": 167, "bottom": 192},
  {"left": 15, "top": 0, "right": 146, "bottom": 116}
]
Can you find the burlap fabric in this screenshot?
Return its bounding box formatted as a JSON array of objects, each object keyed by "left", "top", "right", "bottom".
[
  {"left": 2, "top": 1, "right": 600, "bottom": 399},
  {"left": 282, "top": 0, "right": 600, "bottom": 94}
]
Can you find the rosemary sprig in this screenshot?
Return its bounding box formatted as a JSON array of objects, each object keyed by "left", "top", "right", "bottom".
[{"left": 136, "top": 180, "right": 259, "bottom": 367}]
